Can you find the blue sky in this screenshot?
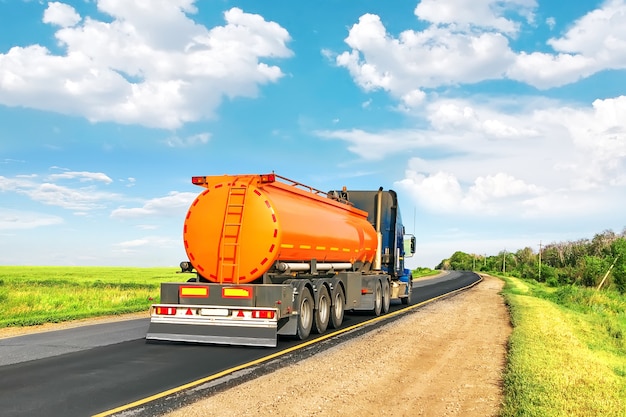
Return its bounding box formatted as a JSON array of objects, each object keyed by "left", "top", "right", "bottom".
[{"left": 1, "top": 0, "right": 625, "bottom": 269}]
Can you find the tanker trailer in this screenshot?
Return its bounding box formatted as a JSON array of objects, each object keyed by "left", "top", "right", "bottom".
[{"left": 146, "top": 173, "right": 415, "bottom": 347}]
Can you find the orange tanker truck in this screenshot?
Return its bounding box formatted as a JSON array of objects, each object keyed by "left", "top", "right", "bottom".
[{"left": 146, "top": 173, "right": 416, "bottom": 347}]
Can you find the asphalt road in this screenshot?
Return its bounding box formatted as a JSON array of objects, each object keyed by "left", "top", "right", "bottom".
[{"left": 0, "top": 271, "right": 479, "bottom": 417}]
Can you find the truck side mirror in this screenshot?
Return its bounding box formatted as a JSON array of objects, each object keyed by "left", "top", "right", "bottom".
[{"left": 403, "top": 234, "right": 416, "bottom": 257}]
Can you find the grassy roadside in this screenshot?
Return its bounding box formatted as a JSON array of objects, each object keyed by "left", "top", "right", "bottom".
[
  {"left": 0, "top": 266, "right": 182, "bottom": 327},
  {"left": 498, "top": 274, "right": 626, "bottom": 417},
  {"left": 412, "top": 267, "right": 441, "bottom": 279}
]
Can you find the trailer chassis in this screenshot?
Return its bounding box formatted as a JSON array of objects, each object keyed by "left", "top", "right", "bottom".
[{"left": 146, "top": 271, "right": 407, "bottom": 347}]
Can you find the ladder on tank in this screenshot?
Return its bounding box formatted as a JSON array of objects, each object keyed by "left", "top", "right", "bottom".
[{"left": 219, "top": 184, "right": 247, "bottom": 284}]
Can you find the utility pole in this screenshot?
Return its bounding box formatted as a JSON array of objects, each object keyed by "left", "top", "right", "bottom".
[
  {"left": 502, "top": 249, "right": 506, "bottom": 273},
  {"left": 597, "top": 254, "right": 620, "bottom": 291}
]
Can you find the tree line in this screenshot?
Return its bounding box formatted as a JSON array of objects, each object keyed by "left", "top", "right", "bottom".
[{"left": 435, "top": 228, "right": 626, "bottom": 293}]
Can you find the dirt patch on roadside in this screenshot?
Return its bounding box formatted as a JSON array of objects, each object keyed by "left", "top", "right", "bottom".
[{"left": 164, "top": 275, "right": 511, "bottom": 417}]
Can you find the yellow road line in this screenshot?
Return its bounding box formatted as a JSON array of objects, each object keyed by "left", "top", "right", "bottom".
[{"left": 93, "top": 274, "right": 482, "bottom": 417}]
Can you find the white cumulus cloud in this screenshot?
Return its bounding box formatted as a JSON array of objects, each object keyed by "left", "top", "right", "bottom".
[
  {"left": 337, "top": 0, "right": 626, "bottom": 95},
  {"left": 0, "top": 2, "right": 293, "bottom": 129},
  {"left": 47, "top": 171, "right": 113, "bottom": 183},
  {"left": 43, "top": 2, "right": 81, "bottom": 27},
  {"left": 111, "top": 191, "right": 197, "bottom": 219},
  {"left": 324, "top": 93, "right": 626, "bottom": 221},
  {"left": 0, "top": 208, "right": 64, "bottom": 230},
  {"left": 1, "top": 171, "right": 121, "bottom": 212},
  {"left": 336, "top": 14, "right": 515, "bottom": 99},
  {"left": 414, "top": 0, "right": 537, "bottom": 34}
]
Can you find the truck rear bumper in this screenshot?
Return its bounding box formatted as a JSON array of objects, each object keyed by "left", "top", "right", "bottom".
[{"left": 146, "top": 317, "right": 278, "bottom": 347}]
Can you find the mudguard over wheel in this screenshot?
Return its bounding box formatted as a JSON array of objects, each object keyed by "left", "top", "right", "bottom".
[
  {"left": 296, "top": 287, "right": 314, "bottom": 340},
  {"left": 313, "top": 285, "right": 330, "bottom": 334}
]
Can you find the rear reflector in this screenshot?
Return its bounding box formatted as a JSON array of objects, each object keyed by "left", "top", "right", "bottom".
[
  {"left": 180, "top": 286, "right": 209, "bottom": 298},
  {"left": 222, "top": 287, "right": 253, "bottom": 299}
]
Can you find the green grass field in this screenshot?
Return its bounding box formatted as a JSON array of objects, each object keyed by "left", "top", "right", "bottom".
[
  {"left": 0, "top": 266, "right": 438, "bottom": 328},
  {"left": 0, "top": 266, "right": 183, "bottom": 327},
  {"left": 499, "top": 275, "right": 626, "bottom": 417}
]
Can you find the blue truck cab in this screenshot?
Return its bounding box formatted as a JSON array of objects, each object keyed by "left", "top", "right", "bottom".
[{"left": 330, "top": 188, "right": 416, "bottom": 303}]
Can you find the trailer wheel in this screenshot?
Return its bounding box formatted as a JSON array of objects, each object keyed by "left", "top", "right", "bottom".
[
  {"left": 382, "top": 280, "right": 391, "bottom": 314},
  {"left": 313, "top": 285, "right": 330, "bottom": 334},
  {"left": 330, "top": 286, "right": 345, "bottom": 329},
  {"left": 372, "top": 280, "right": 382, "bottom": 316},
  {"left": 401, "top": 280, "right": 412, "bottom": 305},
  {"left": 296, "top": 287, "right": 314, "bottom": 340}
]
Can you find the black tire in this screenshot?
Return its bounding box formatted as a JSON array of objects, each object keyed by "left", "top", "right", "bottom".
[
  {"left": 382, "top": 280, "right": 391, "bottom": 314},
  {"left": 401, "top": 280, "right": 412, "bottom": 305},
  {"left": 296, "top": 287, "right": 314, "bottom": 340},
  {"left": 372, "top": 280, "right": 382, "bottom": 316},
  {"left": 330, "top": 285, "right": 345, "bottom": 329},
  {"left": 313, "top": 285, "right": 331, "bottom": 334}
]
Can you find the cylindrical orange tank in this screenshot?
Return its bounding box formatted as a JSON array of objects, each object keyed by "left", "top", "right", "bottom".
[{"left": 183, "top": 174, "right": 378, "bottom": 284}]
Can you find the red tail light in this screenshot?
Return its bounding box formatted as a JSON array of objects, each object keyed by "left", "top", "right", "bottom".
[
  {"left": 234, "top": 309, "right": 276, "bottom": 319},
  {"left": 252, "top": 310, "right": 275, "bottom": 319},
  {"left": 155, "top": 307, "right": 177, "bottom": 315},
  {"left": 260, "top": 173, "right": 276, "bottom": 183},
  {"left": 191, "top": 176, "right": 207, "bottom": 185}
]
